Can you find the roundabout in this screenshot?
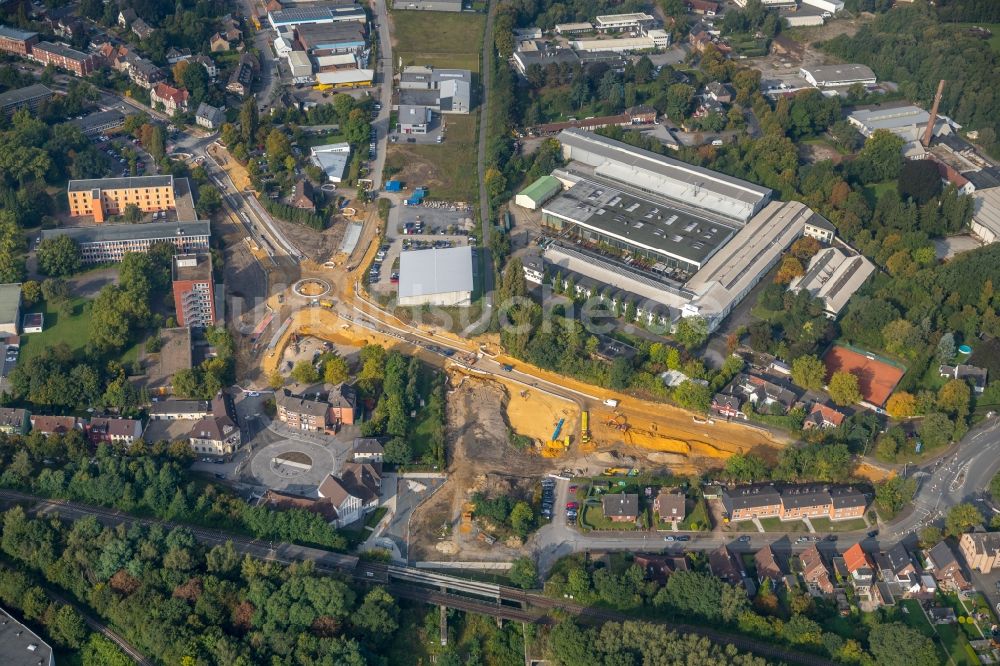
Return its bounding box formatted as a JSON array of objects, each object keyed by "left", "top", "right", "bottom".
[
  {"left": 293, "top": 278, "right": 331, "bottom": 299},
  {"left": 248, "top": 439, "right": 336, "bottom": 494}
]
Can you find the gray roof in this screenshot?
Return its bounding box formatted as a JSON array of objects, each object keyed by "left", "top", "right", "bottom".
[
  {"left": 33, "top": 40, "right": 90, "bottom": 61},
  {"left": 0, "top": 284, "right": 19, "bottom": 325},
  {"left": 270, "top": 5, "right": 366, "bottom": 25},
  {"left": 67, "top": 174, "right": 173, "bottom": 192},
  {"left": 558, "top": 129, "right": 771, "bottom": 222},
  {"left": 789, "top": 246, "right": 876, "bottom": 317},
  {"left": 68, "top": 109, "right": 125, "bottom": 132},
  {"left": 398, "top": 104, "right": 430, "bottom": 125},
  {"left": 848, "top": 105, "right": 930, "bottom": 134},
  {"left": 398, "top": 245, "right": 474, "bottom": 299},
  {"left": 801, "top": 64, "right": 876, "bottom": 85},
  {"left": 964, "top": 166, "right": 1000, "bottom": 190},
  {"left": 195, "top": 102, "right": 224, "bottom": 125},
  {"left": 542, "top": 176, "right": 739, "bottom": 267},
  {"left": 0, "top": 25, "right": 37, "bottom": 40},
  {"left": 295, "top": 21, "right": 366, "bottom": 46},
  {"left": 41, "top": 221, "right": 211, "bottom": 245},
  {"left": 0, "top": 605, "right": 52, "bottom": 666},
  {"left": 602, "top": 493, "right": 639, "bottom": 517},
  {"left": 927, "top": 540, "right": 959, "bottom": 568},
  {"left": 150, "top": 399, "right": 209, "bottom": 414},
  {"left": 277, "top": 390, "right": 329, "bottom": 417},
  {"left": 0, "top": 83, "right": 52, "bottom": 109}
]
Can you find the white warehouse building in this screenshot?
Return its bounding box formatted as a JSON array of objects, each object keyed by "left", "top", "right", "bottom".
[
  {"left": 800, "top": 64, "right": 876, "bottom": 89},
  {"left": 398, "top": 245, "right": 474, "bottom": 307}
]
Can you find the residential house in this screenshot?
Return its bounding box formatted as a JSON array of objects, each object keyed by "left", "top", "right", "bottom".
[
  {"left": 118, "top": 9, "right": 138, "bottom": 28},
  {"left": 353, "top": 437, "right": 384, "bottom": 462},
  {"left": 189, "top": 392, "right": 241, "bottom": 457},
  {"left": 735, "top": 374, "right": 799, "bottom": 415},
  {"left": 843, "top": 543, "right": 877, "bottom": 600},
  {"left": 261, "top": 490, "right": 339, "bottom": 523},
  {"left": 958, "top": 531, "right": 1000, "bottom": 574},
  {"left": 327, "top": 383, "right": 357, "bottom": 425},
  {"left": 275, "top": 384, "right": 357, "bottom": 432},
  {"left": 210, "top": 32, "right": 231, "bottom": 52},
  {"left": 721, "top": 483, "right": 867, "bottom": 522},
  {"left": 192, "top": 55, "right": 217, "bottom": 78},
  {"left": 87, "top": 417, "right": 143, "bottom": 446},
  {"left": 939, "top": 364, "right": 988, "bottom": 394},
  {"left": 30, "top": 415, "right": 80, "bottom": 436},
  {"left": 601, "top": 493, "right": 639, "bottom": 522},
  {"left": 686, "top": 0, "right": 719, "bottom": 14},
  {"left": 874, "top": 542, "right": 921, "bottom": 595},
  {"left": 131, "top": 18, "right": 154, "bottom": 39},
  {"left": 708, "top": 545, "right": 745, "bottom": 586},
  {"left": 128, "top": 58, "right": 165, "bottom": 89},
  {"left": 149, "top": 400, "right": 211, "bottom": 421},
  {"left": 653, "top": 490, "right": 685, "bottom": 524},
  {"left": 754, "top": 545, "right": 785, "bottom": 586},
  {"left": 226, "top": 53, "right": 256, "bottom": 97},
  {"left": 317, "top": 475, "right": 363, "bottom": 527},
  {"left": 688, "top": 22, "right": 712, "bottom": 53},
  {"left": 0, "top": 407, "right": 29, "bottom": 435},
  {"left": 633, "top": 554, "right": 688, "bottom": 584},
  {"left": 195, "top": 102, "right": 225, "bottom": 129},
  {"left": 289, "top": 179, "right": 315, "bottom": 210},
  {"left": 803, "top": 403, "right": 845, "bottom": 430},
  {"left": 711, "top": 393, "right": 744, "bottom": 419},
  {"left": 317, "top": 461, "right": 381, "bottom": 528},
  {"left": 704, "top": 81, "right": 734, "bottom": 104},
  {"left": 799, "top": 544, "right": 834, "bottom": 595},
  {"left": 220, "top": 14, "right": 243, "bottom": 42},
  {"left": 924, "top": 540, "right": 970, "bottom": 590},
  {"left": 151, "top": 82, "right": 190, "bottom": 114},
  {"left": 166, "top": 47, "right": 192, "bottom": 64}
]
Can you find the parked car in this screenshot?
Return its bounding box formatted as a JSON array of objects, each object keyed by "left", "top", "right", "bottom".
[
  {"left": 677, "top": 535, "right": 690, "bottom": 542},
  {"left": 664, "top": 535, "right": 675, "bottom": 542},
  {"left": 737, "top": 535, "right": 751, "bottom": 543}
]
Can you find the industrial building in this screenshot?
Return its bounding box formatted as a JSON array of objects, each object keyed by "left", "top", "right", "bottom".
[
  {"left": 40, "top": 221, "right": 211, "bottom": 264},
  {"left": 287, "top": 50, "right": 313, "bottom": 77},
  {"left": 309, "top": 142, "right": 351, "bottom": 182},
  {"left": 557, "top": 128, "right": 772, "bottom": 223},
  {"left": 788, "top": 246, "right": 876, "bottom": 318},
  {"left": 67, "top": 175, "right": 177, "bottom": 222},
  {"left": 570, "top": 35, "right": 660, "bottom": 53},
  {"left": 801, "top": 0, "right": 844, "bottom": 12},
  {"left": 799, "top": 64, "right": 876, "bottom": 89},
  {"left": 972, "top": 188, "right": 1000, "bottom": 244},
  {"left": 315, "top": 69, "right": 373, "bottom": 88},
  {"left": 847, "top": 104, "right": 955, "bottom": 142},
  {"left": 172, "top": 253, "right": 217, "bottom": 327},
  {"left": 0, "top": 83, "right": 52, "bottom": 116},
  {"left": 515, "top": 175, "right": 562, "bottom": 210},
  {"left": 555, "top": 22, "right": 593, "bottom": 35},
  {"left": 268, "top": 4, "right": 366, "bottom": 29},
  {"left": 398, "top": 245, "right": 474, "bottom": 307},
  {"left": 594, "top": 12, "right": 657, "bottom": 31},
  {"left": 296, "top": 22, "right": 367, "bottom": 54},
  {"left": 535, "top": 130, "right": 836, "bottom": 332},
  {"left": 398, "top": 105, "right": 431, "bottom": 133},
  {"left": 398, "top": 66, "right": 471, "bottom": 114},
  {"left": 0, "top": 605, "right": 53, "bottom": 666}
]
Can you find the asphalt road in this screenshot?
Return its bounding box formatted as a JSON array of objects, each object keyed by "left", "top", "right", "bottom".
[{"left": 370, "top": 0, "right": 393, "bottom": 191}]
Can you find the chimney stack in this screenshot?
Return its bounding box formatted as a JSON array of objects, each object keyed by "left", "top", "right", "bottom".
[{"left": 922, "top": 79, "right": 946, "bottom": 147}]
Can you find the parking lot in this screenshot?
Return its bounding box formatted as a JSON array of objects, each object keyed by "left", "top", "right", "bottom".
[{"left": 368, "top": 203, "right": 476, "bottom": 291}]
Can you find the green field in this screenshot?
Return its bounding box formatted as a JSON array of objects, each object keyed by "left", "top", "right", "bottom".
[
  {"left": 810, "top": 517, "right": 868, "bottom": 532},
  {"left": 385, "top": 114, "right": 479, "bottom": 202},
  {"left": 391, "top": 11, "right": 486, "bottom": 72},
  {"left": 19, "top": 297, "right": 93, "bottom": 363},
  {"left": 759, "top": 517, "right": 809, "bottom": 532}
]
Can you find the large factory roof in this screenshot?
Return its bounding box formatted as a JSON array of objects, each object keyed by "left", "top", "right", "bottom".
[
  {"left": 557, "top": 129, "right": 771, "bottom": 222},
  {"left": 542, "top": 175, "right": 739, "bottom": 267},
  {"left": 41, "top": 220, "right": 210, "bottom": 244},
  {"left": 790, "top": 246, "right": 876, "bottom": 317},
  {"left": 399, "top": 245, "right": 473, "bottom": 299}
]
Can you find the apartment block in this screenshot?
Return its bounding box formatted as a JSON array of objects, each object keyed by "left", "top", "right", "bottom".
[
  {"left": 30, "top": 41, "right": 96, "bottom": 76},
  {"left": 721, "top": 484, "right": 867, "bottom": 522},
  {"left": 0, "top": 25, "right": 39, "bottom": 57},
  {"left": 0, "top": 83, "right": 53, "bottom": 116},
  {"left": 276, "top": 384, "right": 357, "bottom": 432},
  {"left": 172, "top": 254, "right": 216, "bottom": 327},
  {"left": 67, "top": 175, "right": 176, "bottom": 222},
  {"left": 39, "top": 221, "right": 210, "bottom": 264},
  {"left": 959, "top": 532, "right": 1000, "bottom": 574}
]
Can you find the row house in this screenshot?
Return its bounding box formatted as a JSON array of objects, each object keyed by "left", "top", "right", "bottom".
[
  {"left": 0, "top": 407, "right": 30, "bottom": 435},
  {"left": 721, "top": 483, "right": 868, "bottom": 522},
  {"left": 30, "top": 415, "right": 81, "bottom": 436},
  {"left": 226, "top": 53, "right": 257, "bottom": 97},
  {"left": 874, "top": 542, "right": 921, "bottom": 597},
  {"left": 0, "top": 26, "right": 40, "bottom": 58},
  {"left": 711, "top": 393, "right": 745, "bottom": 419},
  {"left": 87, "top": 417, "right": 143, "bottom": 446}
]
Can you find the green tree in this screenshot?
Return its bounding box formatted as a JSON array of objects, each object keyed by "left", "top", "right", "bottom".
[
  {"left": 724, "top": 453, "right": 768, "bottom": 483},
  {"left": 508, "top": 556, "right": 537, "bottom": 589},
  {"left": 918, "top": 525, "right": 943, "bottom": 549},
  {"left": 352, "top": 587, "right": 398, "bottom": 642},
  {"left": 868, "top": 622, "right": 940, "bottom": 666},
  {"left": 291, "top": 360, "right": 320, "bottom": 385},
  {"left": 918, "top": 412, "right": 954, "bottom": 449},
  {"left": 36, "top": 236, "right": 81, "bottom": 277},
  {"left": 874, "top": 476, "right": 917, "bottom": 516},
  {"left": 937, "top": 379, "right": 971, "bottom": 418},
  {"left": 791, "top": 354, "right": 826, "bottom": 390},
  {"left": 0, "top": 212, "right": 24, "bottom": 283},
  {"left": 945, "top": 502, "right": 983, "bottom": 537},
  {"left": 123, "top": 203, "right": 142, "bottom": 223},
  {"left": 382, "top": 437, "right": 411, "bottom": 465},
  {"left": 673, "top": 380, "right": 711, "bottom": 413},
  {"left": 323, "top": 355, "right": 349, "bottom": 385},
  {"left": 674, "top": 316, "right": 708, "bottom": 350},
  {"left": 50, "top": 604, "right": 87, "bottom": 648},
  {"left": 828, "top": 371, "right": 861, "bottom": 406},
  {"left": 509, "top": 501, "right": 534, "bottom": 536}
]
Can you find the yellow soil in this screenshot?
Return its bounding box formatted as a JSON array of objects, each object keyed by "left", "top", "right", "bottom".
[
  {"left": 498, "top": 378, "right": 579, "bottom": 445},
  {"left": 855, "top": 462, "right": 893, "bottom": 483},
  {"left": 208, "top": 143, "right": 252, "bottom": 192},
  {"left": 297, "top": 281, "right": 327, "bottom": 296}
]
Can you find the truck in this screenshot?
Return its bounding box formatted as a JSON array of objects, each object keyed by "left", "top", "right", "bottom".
[
  {"left": 385, "top": 180, "right": 403, "bottom": 192},
  {"left": 581, "top": 411, "right": 591, "bottom": 443},
  {"left": 603, "top": 399, "right": 619, "bottom": 408}
]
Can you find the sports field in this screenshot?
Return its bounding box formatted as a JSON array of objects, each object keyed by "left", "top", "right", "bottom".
[{"left": 823, "top": 345, "right": 905, "bottom": 408}]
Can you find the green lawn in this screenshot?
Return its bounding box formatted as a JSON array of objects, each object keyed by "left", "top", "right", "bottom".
[
  {"left": 580, "top": 503, "right": 640, "bottom": 531},
  {"left": 810, "top": 517, "right": 868, "bottom": 532},
  {"left": 408, "top": 365, "right": 444, "bottom": 468},
  {"left": 391, "top": 11, "right": 485, "bottom": 72},
  {"left": 936, "top": 623, "right": 980, "bottom": 666},
  {"left": 19, "top": 297, "right": 93, "bottom": 363},
  {"left": 759, "top": 517, "right": 808, "bottom": 532},
  {"left": 678, "top": 498, "right": 710, "bottom": 531},
  {"left": 863, "top": 180, "right": 897, "bottom": 207},
  {"left": 898, "top": 599, "right": 937, "bottom": 638}
]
